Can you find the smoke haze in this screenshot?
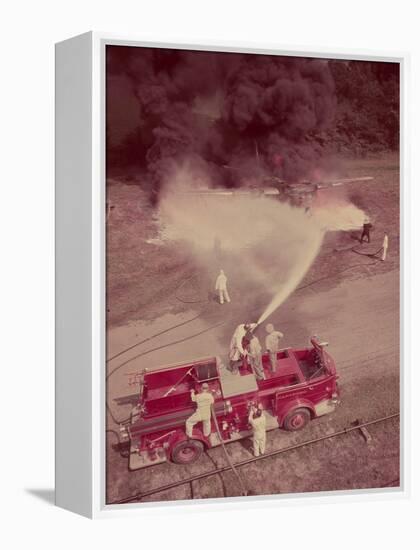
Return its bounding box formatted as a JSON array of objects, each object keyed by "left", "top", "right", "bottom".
[{"left": 158, "top": 167, "right": 365, "bottom": 321}]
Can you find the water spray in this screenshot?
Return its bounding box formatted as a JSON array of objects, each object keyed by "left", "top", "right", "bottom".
[{"left": 256, "top": 229, "right": 324, "bottom": 326}]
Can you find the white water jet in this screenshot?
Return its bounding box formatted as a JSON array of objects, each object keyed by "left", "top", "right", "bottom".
[{"left": 257, "top": 228, "right": 324, "bottom": 325}]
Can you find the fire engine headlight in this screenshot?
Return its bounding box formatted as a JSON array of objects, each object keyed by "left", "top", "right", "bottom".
[{"left": 331, "top": 392, "right": 339, "bottom": 404}]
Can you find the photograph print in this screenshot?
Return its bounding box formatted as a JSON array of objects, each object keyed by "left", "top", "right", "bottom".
[{"left": 105, "top": 44, "right": 400, "bottom": 505}]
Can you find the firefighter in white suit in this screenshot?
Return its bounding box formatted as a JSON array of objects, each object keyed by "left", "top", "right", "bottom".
[
  {"left": 186, "top": 383, "right": 214, "bottom": 438},
  {"left": 215, "top": 269, "right": 231, "bottom": 304},
  {"left": 381, "top": 234, "right": 389, "bottom": 261},
  {"left": 249, "top": 334, "right": 265, "bottom": 380},
  {"left": 248, "top": 404, "right": 267, "bottom": 457}
]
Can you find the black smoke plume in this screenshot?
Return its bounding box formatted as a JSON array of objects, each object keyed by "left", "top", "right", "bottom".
[{"left": 107, "top": 47, "right": 337, "bottom": 199}]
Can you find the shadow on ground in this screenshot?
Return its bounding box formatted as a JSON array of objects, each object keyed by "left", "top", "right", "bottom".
[{"left": 25, "top": 488, "right": 55, "bottom": 505}]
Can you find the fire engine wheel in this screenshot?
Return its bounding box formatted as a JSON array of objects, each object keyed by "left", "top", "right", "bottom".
[
  {"left": 283, "top": 408, "right": 311, "bottom": 431},
  {"left": 171, "top": 439, "right": 204, "bottom": 465}
]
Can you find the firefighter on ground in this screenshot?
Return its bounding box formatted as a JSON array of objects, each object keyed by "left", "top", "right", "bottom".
[
  {"left": 265, "top": 324, "right": 284, "bottom": 373},
  {"left": 381, "top": 234, "right": 389, "bottom": 261},
  {"left": 186, "top": 382, "right": 214, "bottom": 438},
  {"left": 215, "top": 269, "right": 230, "bottom": 305},
  {"left": 360, "top": 217, "right": 373, "bottom": 243},
  {"left": 248, "top": 333, "right": 265, "bottom": 380},
  {"left": 229, "top": 322, "right": 257, "bottom": 372},
  {"left": 248, "top": 404, "right": 267, "bottom": 457}
]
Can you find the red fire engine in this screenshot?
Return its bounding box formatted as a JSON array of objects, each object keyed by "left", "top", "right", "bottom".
[{"left": 122, "top": 337, "right": 339, "bottom": 470}]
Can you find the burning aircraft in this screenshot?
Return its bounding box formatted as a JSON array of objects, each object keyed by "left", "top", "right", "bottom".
[{"left": 175, "top": 175, "right": 374, "bottom": 212}]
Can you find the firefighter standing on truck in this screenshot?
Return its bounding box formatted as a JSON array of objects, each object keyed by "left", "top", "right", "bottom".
[
  {"left": 229, "top": 322, "right": 257, "bottom": 371},
  {"left": 265, "top": 323, "right": 284, "bottom": 373},
  {"left": 186, "top": 382, "right": 214, "bottom": 438},
  {"left": 248, "top": 404, "right": 267, "bottom": 457},
  {"left": 249, "top": 333, "right": 265, "bottom": 380}
]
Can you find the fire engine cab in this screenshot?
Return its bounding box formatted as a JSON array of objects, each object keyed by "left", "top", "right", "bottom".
[{"left": 121, "top": 337, "right": 339, "bottom": 470}]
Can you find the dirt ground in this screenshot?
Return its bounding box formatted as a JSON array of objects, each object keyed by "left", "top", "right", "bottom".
[{"left": 105, "top": 153, "right": 400, "bottom": 505}]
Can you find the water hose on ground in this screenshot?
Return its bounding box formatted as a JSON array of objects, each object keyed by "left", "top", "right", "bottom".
[
  {"left": 210, "top": 405, "right": 248, "bottom": 496},
  {"left": 175, "top": 273, "right": 209, "bottom": 303},
  {"left": 350, "top": 245, "right": 384, "bottom": 258},
  {"left": 107, "top": 321, "right": 225, "bottom": 380},
  {"left": 106, "top": 312, "right": 203, "bottom": 363},
  {"left": 110, "top": 413, "right": 399, "bottom": 504}
]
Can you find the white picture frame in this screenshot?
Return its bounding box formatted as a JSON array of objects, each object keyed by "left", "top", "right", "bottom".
[{"left": 55, "top": 31, "right": 408, "bottom": 518}]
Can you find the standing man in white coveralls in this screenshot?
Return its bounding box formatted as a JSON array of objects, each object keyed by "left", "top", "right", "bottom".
[
  {"left": 186, "top": 383, "right": 214, "bottom": 438},
  {"left": 215, "top": 269, "right": 230, "bottom": 304},
  {"left": 229, "top": 322, "right": 257, "bottom": 372},
  {"left": 249, "top": 334, "right": 265, "bottom": 380},
  {"left": 265, "top": 324, "right": 284, "bottom": 373},
  {"left": 381, "top": 234, "right": 389, "bottom": 261},
  {"left": 248, "top": 404, "right": 267, "bottom": 457}
]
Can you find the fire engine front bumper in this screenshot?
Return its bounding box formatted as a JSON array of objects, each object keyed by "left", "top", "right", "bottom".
[{"left": 314, "top": 396, "right": 340, "bottom": 417}]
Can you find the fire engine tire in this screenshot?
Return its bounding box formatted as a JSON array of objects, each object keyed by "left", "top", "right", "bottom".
[
  {"left": 283, "top": 408, "right": 311, "bottom": 431},
  {"left": 171, "top": 439, "right": 204, "bottom": 464}
]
